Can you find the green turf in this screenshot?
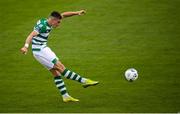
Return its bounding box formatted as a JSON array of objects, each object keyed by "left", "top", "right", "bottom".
[{"left": 0, "top": 0, "right": 180, "bottom": 112}]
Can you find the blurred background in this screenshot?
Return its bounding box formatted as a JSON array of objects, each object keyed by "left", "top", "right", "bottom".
[{"left": 0, "top": 0, "right": 179, "bottom": 113}]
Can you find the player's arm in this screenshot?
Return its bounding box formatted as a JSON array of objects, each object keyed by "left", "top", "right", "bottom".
[
  {"left": 20, "top": 31, "right": 39, "bottom": 55},
  {"left": 61, "top": 10, "right": 86, "bottom": 18}
]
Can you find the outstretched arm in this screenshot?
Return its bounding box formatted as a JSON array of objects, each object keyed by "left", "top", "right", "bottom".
[
  {"left": 61, "top": 10, "right": 86, "bottom": 18},
  {"left": 20, "top": 31, "right": 39, "bottom": 54}
]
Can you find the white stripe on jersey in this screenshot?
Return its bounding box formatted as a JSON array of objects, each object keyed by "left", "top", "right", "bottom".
[
  {"left": 33, "top": 37, "right": 47, "bottom": 42},
  {"left": 40, "top": 33, "right": 50, "bottom": 37},
  {"left": 32, "top": 39, "right": 45, "bottom": 44},
  {"left": 32, "top": 44, "right": 46, "bottom": 49}
]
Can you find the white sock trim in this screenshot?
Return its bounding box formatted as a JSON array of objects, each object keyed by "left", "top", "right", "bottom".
[
  {"left": 70, "top": 72, "right": 76, "bottom": 79},
  {"left": 60, "top": 87, "right": 66, "bottom": 92},
  {"left": 64, "top": 70, "right": 70, "bottom": 77},
  {"left": 62, "top": 93, "right": 70, "bottom": 98},
  {"left": 56, "top": 82, "right": 65, "bottom": 88},
  {"left": 81, "top": 78, "right": 87, "bottom": 83},
  {"left": 54, "top": 79, "right": 62, "bottom": 83}
]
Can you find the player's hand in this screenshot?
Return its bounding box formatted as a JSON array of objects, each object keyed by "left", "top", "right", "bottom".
[
  {"left": 20, "top": 47, "right": 28, "bottom": 55},
  {"left": 77, "top": 10, "right": 86, "bottom": 16}
]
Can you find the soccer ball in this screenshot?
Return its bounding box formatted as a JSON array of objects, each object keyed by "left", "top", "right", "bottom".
[{"left": 125, "top": 68, "right": 138, "bottom": 82}]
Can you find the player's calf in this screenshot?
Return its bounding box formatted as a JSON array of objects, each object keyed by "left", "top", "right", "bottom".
[
  {"left": 53, "top": 61, "right": 87, "bottom": 83},
  {"left": 53, "top": 60, "right": 99, "bottom": 87}
]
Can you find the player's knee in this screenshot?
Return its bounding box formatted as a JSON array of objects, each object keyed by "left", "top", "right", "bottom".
[
  {"left": 54, "top": 61, "right": 65, "bottom": 73},
  {"left": 59, "top": 64, "right": 65, "bottom": 73},
  {"left": 50, "top": 69, "right": 60, "bottom": 77}
]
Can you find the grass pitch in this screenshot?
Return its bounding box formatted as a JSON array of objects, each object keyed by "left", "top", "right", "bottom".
[{"left": 0, "top": 0, "right": 180, "bottom": 113}]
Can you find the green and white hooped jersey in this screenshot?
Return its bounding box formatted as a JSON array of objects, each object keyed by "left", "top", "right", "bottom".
[{"left": 32, "top": 18, "right": 52, "bottom": 51}]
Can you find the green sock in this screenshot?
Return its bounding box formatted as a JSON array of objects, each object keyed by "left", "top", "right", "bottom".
[
  {"left": 54, "top": 76, "right": 69, "bottom": 98},
  {"left": 61, "top": 69, "right": 87, "bottom": 83}
]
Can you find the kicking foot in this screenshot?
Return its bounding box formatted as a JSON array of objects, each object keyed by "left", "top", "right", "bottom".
[
  {"left": 83, "top": 79, "right": 99, "bottom": 88},
  {"left": 63, "top": 96, "right": 79, "bottom": 103}
]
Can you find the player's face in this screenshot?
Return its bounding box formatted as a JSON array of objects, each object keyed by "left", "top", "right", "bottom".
[{"left": 51, "top": 18, "right": 61, "bottom": 28}]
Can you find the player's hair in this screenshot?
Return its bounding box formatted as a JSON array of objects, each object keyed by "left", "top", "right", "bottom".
[{"left": 50, "top": 11, "right": 62, "bottom": 19}]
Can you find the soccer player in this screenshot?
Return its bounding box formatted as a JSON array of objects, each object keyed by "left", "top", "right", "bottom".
[{"left": 20, "top": 10, "right": 99, "bottom": 102}]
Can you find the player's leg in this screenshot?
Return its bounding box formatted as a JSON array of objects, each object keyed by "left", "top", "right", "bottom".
[
  {"left": 49, "top": 68, "right": 79, "bottom": 102},
  {"left": 38, "top": 47, "right": 98, "bottom": 87},
  {"left": 33, "top": 47, "right": 79, "bottom": 102},
  {"left": 53, "top": 61, "right": 86, "bottom": 83},
  {"left": 49, "top": 69, "right": 69, "bottom": 97},
  {"left": 53, "top": 61, "right": 99, "bottom": 88}
]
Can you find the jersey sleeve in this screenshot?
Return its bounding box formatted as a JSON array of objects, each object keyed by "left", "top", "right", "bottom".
[{"left": 33, "top": 20, "right": 46, "bottom": 33}]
